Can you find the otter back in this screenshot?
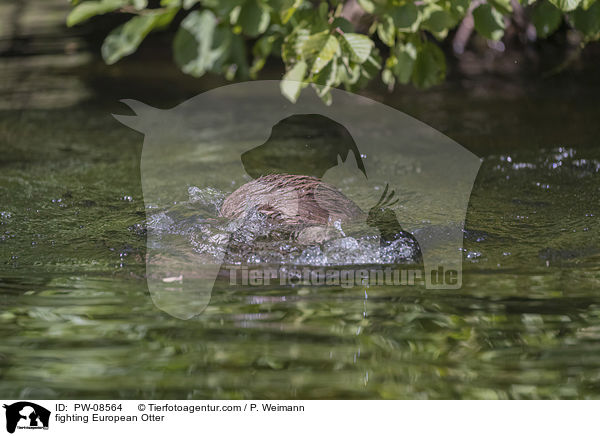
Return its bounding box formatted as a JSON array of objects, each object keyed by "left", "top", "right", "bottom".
[{"left": 219, "top": 174, "right": 365, "bottom": 227}]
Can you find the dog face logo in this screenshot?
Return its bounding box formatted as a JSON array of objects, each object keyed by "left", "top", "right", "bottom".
[
  {"left": 3, "top": 402, "right": 50, "bottom": 433},
  {"left": 114, "top": 80, "right": 481, "bottom": 319}
]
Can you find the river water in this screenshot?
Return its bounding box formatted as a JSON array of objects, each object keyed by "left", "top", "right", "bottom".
[{"left": 1, "top": 1, "right": 599, "bottom": 399}]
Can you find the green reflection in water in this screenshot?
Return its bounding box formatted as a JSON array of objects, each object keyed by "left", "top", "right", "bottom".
[{"left": 1, "top": 86, "right": 599, "bottom": 399}]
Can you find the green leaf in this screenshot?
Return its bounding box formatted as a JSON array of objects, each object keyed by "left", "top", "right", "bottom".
[
  {"left": 301, "top": 31, "right": 340, "bottom": 73},
  {"left": 447, "top": 0, "right": 470, "bottom": 19},
  {"left": 173, "top": 10, "right": 232, "bottom": 77},
  {"left": 489, "top": 0, "right": 513, "bottom": 15},
  {"left": 318, "top": 1, "right": 328, "bottom": 21},
  {"left": 346, "top": 51, "right": 381, "bottom": 90},
  {"left": 281, "top": 60, "right": 307, "bottom": 102},
  {"left": 377, "top": 15, "right": 395, "bottom": 47},
  {"left": 228, "top": 33, "right": 249, "bottom": 80},
  {"left": 280, "top": 0, "right": 303, "bottom": 24},
  {"left": 318, "top": 90, "right": 332, "bottom": 105},
  {"left": 367, "top": 52, "right": 382, "bottom": 69},
  {"left": 133, "top": 0, "right": 148, "bottom": 9},
  {"left": 182, "top": 0, "right": 201, "bottom": 9},
  {"left": 571, "top": 1, "right": 600, "bottom": 36},
  {"left": 312, "top": 57, "right": 338, "bottom": 96},
  {"left": 473, "top": 3, "right": 506, "bottom": 40},
  {"left": 382, "top": 68, "right": 395, "bottom": 89},
  {"left": 282, "top": 27, "right": 309, "bottom": 63},
  {"left": 250, "top": 34, "right": 275, "bottom": 77},
  {"left": 200, "top": 0, "right": 244, "bottom": 16},
  {"left": 548, "top": 0, "right": 582, "bottom": 11},
  {"left": 421, "top": 5, "right": 458, "bottom": 39},
  {"left": 533, "top": 0, "right": 562, "bottom": 38},
  {"left": 393, "top": 41, "right": 417, "bottom": 84},
  {"left": 101, "top": 9, "right": 177, "bottom": 64},
  {"left": 340, "top": 32, "right": 373, "bottom": 64},
  {"left": 389, "top": 2, "right": 419, "bottom": 31},
  {"left": 357, "top": 0, "right": 376, "bottom": 14},
  {"left": 331, "top": 17, "right": 354, "bottom": 33},
  {"left": 411, "top": 42, "right": 446, "bottom": 88},
  {"left": 67, "top": 0, "right": 125, "bottom": 27},
  {"left": 338, "top": 61, "right": 361, "bottom": 86},
  {"left": 236, "top": 0, "right": 270, "bottom": 37}
]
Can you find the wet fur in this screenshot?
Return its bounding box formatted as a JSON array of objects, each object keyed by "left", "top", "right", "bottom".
[{"left": 219, "top": 174, "right": 365, "bottom": 228}]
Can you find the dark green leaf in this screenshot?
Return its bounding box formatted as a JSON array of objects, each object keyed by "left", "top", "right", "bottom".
[
  {"left": 347, "top": 51, "right": 381, "bottom": 90},
  {"left": 571, "top": 1, "right": 600, "bottom": 36},
  {"left": 173, "top": 10, "right": 232, "bottom": 77},
  {"left": 533, "top": 0, "right": 562, "bottom": 38},
  {"left": 331, "top": 17, "right": 354, "bottom": 33},
  {"left": 393, "top": 41, "right": 417, "bottom": 84},
  {"left": 229, "top": 33, "right": 249, "bottom": 79},
  {"left": 473, "top": 3, "right": 506, "bottom": 40},
  {"left": 200, "top": 0, "right": 245, "bottom": 17},
  {"left": 389, "top": 2, "right": 419, "bottom": 30},
  {"left": 489, "top": 0, "right": 513, "bottom": 15},
  {"left": 102, "top": 9, "right": 177, "bottom": 64},
  {"left": 312, "top": 58, "right": 338, "bottom": 96},
  {"left": 412, "top": 42, "right": 446, "bottom": 88},
  {"left": 250, "top": 34, "right": 276, "bottom": 77},
  {"left": 318, "top": 1, "right": 328, "bottom": 21},
  {"left": 67, "top": 0, "right": 125, "bottom": 27},
  {"left": 421, "top": 5, "right": 458, "bottom": 38},
  {"left": 237, "top": 0, "right": 271, "bottom": 37},
  {"left": 447, "top": 0, "right": 470, "bottom": 19}
]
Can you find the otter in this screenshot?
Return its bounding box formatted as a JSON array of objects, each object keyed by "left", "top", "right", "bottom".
[{"left": 219, "top": 174, "right": 422, "bottom": 263}]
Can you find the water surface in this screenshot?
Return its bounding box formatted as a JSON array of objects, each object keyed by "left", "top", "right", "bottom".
[{"left": 1, "top": 49, "right": 599, "bottom": 398}]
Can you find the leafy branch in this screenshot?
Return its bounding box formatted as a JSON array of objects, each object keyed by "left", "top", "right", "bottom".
[{"left": 67, "top": 0, "right": 600, "bottom": 103}]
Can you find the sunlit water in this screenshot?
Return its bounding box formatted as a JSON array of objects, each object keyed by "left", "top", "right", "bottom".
[{"left": 1, "top": 79, "right": 599, "bottom": 399}]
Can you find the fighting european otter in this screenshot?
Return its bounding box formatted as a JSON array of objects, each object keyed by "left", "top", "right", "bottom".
[{"left": 219, "top": 173, "right": 422, "bottom": 263}]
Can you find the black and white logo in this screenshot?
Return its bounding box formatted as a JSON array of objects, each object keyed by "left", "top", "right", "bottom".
[{"left": 3, "top": 402, "right": 50, "bottom": 434}]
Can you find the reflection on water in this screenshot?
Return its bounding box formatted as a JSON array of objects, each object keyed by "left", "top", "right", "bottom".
[{"left": 1, "top": 96, "right": 599, "bottom": 399}]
